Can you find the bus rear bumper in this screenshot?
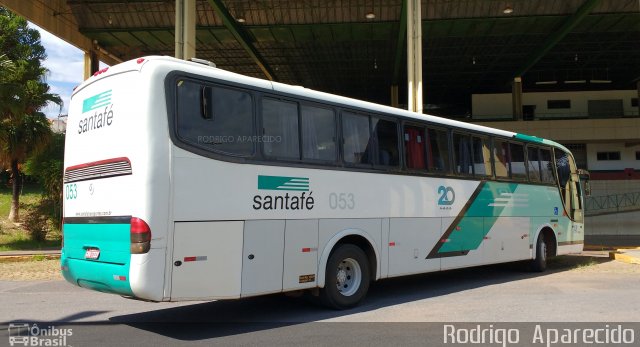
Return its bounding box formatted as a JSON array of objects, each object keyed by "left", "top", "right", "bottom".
[{"left": 61, "top": 256, "right": 134, "bottom": 297}]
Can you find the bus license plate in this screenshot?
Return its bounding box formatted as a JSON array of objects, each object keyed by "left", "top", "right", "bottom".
[{"left": 85, "top": 248, "right": 100, "bottom": 260}]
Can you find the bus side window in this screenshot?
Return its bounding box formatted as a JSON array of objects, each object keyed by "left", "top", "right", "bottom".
[
  {"left": 404, "top": 126, "right": 426, "bottom": 170},
  {"left": 493, "top": 139, "right": 509, "bottom": 178},
  {"left": 472, "top": 136, "right": 492, "bottom": 177},
  {"left": 453, "top": 132, "right": 473, "bottom": 176},
  {"left": 527, "top": 146, "right": 541, "bottom": 182},
  {"left": 301, "top": 105, "right": 336, "bottom": 161},
  {"left": 201, "top": 86, "right": 213, "bottom": 120},
  {"left": 554, "top": 149, "right": 571, "bottom": 215},
  {"left": 509, "top": 143, "right": 527, "bottom": 180},
  {"left": 372, "top": 118, "right": 399, "bottom": 167},
  {"left": 426, "top": 127, "right": 450, "bottom": 173},
  {"left": 342, "top": 112, "right": 372, "bottom": 165},
  {"left": 262, "top": 98, "right": 300, "bottom": 160},
  {"left": 539, "top": 148, "right": 555, "bottom": 184},
  {"left": 176, "top": 80, "right": 254, "bottom": 156}
]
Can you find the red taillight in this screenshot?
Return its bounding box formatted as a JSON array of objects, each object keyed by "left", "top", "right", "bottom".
[
  {"left": 136, "top": 58, "right": 145, "bottom": 64},
  {"left": 130, "top": 217, "right": 151, "bottom": 254}
]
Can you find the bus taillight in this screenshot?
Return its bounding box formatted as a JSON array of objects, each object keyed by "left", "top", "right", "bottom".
[{"left": 130, "top": 217, "right": 151, "bottom": 254}]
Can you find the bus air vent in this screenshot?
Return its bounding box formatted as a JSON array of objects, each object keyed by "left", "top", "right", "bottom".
[{"left": 64, "top": 157, "right": 132, "bottom": 183}]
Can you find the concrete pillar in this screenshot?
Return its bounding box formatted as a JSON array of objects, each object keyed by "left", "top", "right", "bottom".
[
  {"left": 175, "top": 0, "right": 197, "bottom": 60},
  {"left": 83, "top": 51, "right": 99, "bottom": 80},
  {"left": 512, "top": 77, "right": 523, "bottom": 120},
  {"left": 391, "top": 85, "right": 399, "bottom": 108},
  {"left": 637, "top": 81, "right": 640, "bottom": 117},
  {"left": 406, "top": 0, "right": 423, "bottom": 113}
]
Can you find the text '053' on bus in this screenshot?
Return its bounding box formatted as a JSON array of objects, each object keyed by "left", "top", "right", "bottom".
[{"left": 61, "top": 56, "right": 589, "bottom": 309}]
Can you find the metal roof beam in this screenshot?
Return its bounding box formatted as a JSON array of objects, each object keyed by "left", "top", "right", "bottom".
[
  {"left": 512, "top": 0, "right": 601, "bottom": 78},
  {"left": 392, "top": 0, "right": 407, "bottom": 86},
  {"left": 205, "top": 0, "right": 276, "bottom": 81}
]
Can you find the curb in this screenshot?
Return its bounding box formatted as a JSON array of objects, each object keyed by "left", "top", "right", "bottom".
[
  {"left": 585, "top": 245, "right": 640, "bottom": 251},
  {"left": 609, "top": 251, "right": 640, "bottom": 265},
  {"left": 0, "top": 254, "right": 61, "bottom": 263}
]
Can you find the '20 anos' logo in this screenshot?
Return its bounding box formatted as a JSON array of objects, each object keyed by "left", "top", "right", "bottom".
[{"left": 438, "top": 186, "right": 455, "bottom": 206}]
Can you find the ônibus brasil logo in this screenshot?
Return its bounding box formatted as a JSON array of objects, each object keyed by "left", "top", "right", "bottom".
[
  {"left": 78, "top": 89, "right": 114, "bottom": 134},
  {"left": 253, "top": 175, "right": 314, "bottom": 210},
  {"left": 7, "top": 323, "right": 72, "bottom": 347}
]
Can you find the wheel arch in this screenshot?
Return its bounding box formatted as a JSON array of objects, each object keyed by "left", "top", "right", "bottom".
[
  {"left": 533, "top": 224, "right": 558, "bottom": 258},
  {"left": 317, "top": 229, "right": 379, "bottom": 288}
]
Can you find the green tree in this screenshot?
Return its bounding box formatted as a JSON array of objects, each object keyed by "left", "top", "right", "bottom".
[
  {"left": 0, "top": 53, "right": 14, "bottom": 75},
  {"left": 0, "top": 7, "right": 60, "bottom": 221},
  {"left": 24, "top": 131, "right": 65, "bottom": 226}
]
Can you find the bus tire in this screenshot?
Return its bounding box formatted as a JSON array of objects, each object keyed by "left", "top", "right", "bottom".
[
  {"left": 530, "top": 233, "right": 547, "bottom": 272},
  {"left": 320, "top": 244, "right": 370, "bottom": 310}
]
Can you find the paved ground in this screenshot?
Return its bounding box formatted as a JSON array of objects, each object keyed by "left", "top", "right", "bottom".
[{"left": 0, "top": 254, "right": 638, "bottom": 346}]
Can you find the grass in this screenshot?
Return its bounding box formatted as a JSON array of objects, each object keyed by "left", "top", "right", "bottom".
[{"left": 0, "top": 183, "right": 61, "bottom": 252}]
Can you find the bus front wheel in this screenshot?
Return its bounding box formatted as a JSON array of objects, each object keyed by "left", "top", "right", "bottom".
[
  {"left": 320, "top": 244, "right": 370, "bottom": 310},
  {"left": 530, "top": 233, "right": 548, "bottom": 272}
]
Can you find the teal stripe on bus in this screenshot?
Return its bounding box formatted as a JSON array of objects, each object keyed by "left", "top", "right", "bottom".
[{"left": 437, "top": 182, "right": 564, "bottom": 254}]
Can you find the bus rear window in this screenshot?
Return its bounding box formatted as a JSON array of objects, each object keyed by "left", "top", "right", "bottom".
[{"left": 176, "top": 79, "right": 254, "bottom": 156}]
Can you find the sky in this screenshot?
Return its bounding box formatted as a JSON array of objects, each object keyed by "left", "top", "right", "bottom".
[{"left": 29, "top": 23, "right": 105, "bottom": 119}]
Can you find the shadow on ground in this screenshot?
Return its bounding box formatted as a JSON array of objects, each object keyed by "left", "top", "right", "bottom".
[{"left": 105, "top": 254, "right": 610, "bottom": 340}]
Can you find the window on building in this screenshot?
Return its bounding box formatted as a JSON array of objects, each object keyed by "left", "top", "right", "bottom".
[
  {"left": 262, "top": 98, "right": 299, "bottom": 159},
  {"left": 636, "top": 151, "right": 640, "bottom": 160},
  {"left": 547, "top": 100, "right": 571, "bottom": 109},
  {"left": 632, "top": 98, "right": 638, "bottom": 107},
  {"left": 596, "top": 151, "right": 621, "bottom": 161}
]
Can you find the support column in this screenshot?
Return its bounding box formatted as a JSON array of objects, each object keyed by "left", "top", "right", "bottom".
[
  {"left": 83, "top": 50, "right": 99, "bottom": 80},
  {"left": 512, "top": 77, "right": 523, "bottom": 120},
  {"left": 175, "top": 0, "right": 197, "bottom": 60},
  {"left": 391, "top": 85, "right": 399, "bottom": 108},
  {"left": 406, "top": 0, "right": 423, "bottom": 113},
  {"left": 637, "top": 81, "right": 640, "bottom": 117}
]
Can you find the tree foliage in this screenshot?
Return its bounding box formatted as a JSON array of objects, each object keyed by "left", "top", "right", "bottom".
[
  {"left": 24, "top": 132, "right": 64, "bottom": 205},
  {"left": 24, "top": 131, "right": 65, "bottom": 231},
  {"left": 0, "top": 7, "right": 60, "bottom": 221}
]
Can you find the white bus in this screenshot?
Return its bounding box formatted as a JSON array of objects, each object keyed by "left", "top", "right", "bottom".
[{"left": 62, "top": 56, "right": 587, "bottom": 309}]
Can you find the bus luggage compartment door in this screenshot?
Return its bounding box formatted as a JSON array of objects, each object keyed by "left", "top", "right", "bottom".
[{"left": 170, "top": 221, "right": 243, "bottom": 300}]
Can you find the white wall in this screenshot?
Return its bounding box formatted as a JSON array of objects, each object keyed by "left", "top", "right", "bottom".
[
  {"left": 590, "top": 180, "right": 640, "bottom": 197},
  {"left": 586, "top": 143, "right": 640, "bottom": 171},
  {"left": 472, "top": 90, "right": 638, "bottom": 119}
]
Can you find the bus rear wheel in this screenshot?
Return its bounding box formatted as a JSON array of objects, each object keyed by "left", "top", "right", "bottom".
[
  {"left": 320, "top": 244, "right": 370, "bottom": 310},
  {"left": 530, "top": 233, "right": 548, "bottom": 272}
]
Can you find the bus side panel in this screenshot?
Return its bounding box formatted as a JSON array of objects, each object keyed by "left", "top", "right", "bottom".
[
  {"left": 241, "top": 220, "right": 285, "bottom": 297},
  {"left": 283, "top": 219, "right": 319, "bottom": 291},
  {"left": 387, "top": 217, "right": 442, "bottom": 277},
  {"left": 170, "top": 221, "right": 243, "bottom": 300},
  {"left": 484, "top": 217, "right": 531, "bottom": 263}
]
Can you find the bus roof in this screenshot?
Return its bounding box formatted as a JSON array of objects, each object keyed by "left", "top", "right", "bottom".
[{"left": 82, "top": 55, "right": 570, "bottom": 153}]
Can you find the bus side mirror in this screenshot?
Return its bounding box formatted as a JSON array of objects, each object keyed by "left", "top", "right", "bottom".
[
  {"left": 584, "top": 180, "right": 591, "bottom": 197},
  {"left": 577, "top": 169, "right": 591, "bottom": 196}
]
